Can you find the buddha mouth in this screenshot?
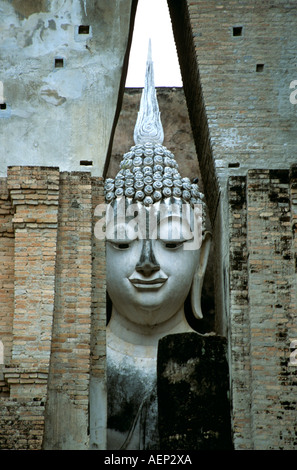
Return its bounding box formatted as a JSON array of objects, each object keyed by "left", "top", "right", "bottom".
[{"left": 129, "top": 276, "right": 168, "bottom": 289}]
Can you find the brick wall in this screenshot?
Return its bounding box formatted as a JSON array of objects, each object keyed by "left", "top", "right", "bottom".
[
  {"left": 0, "top": 398, "right": 45, "bottom": 450},
  {"left": 229, "top": 168, "right": 297, "bottom": 449},
  {"left": 0, "top": 178, "right": 14, "bottom": 364},
  {"left": 89, "top": 178, "right": 107, "bottom": 449},
  {"left": 43, "top": 171, "right": 93, "bottom": 449},
  {"left": 0, "top": 166, "right": 60, "bottom": 448},
  {"left": 0, "top": 167, "right": 106, "bottom": 450},
  {"left": 228, "top": 175, "right": 252, "bottom": 446},
  {"left": 167, "top": 0, "right": 297, "bottom": 449},
  {"left": 91, "top": 178, "right": 106, "bottom": 384},
  {"left": 7, "top": 167, "right": 59, "bottom": 378}
]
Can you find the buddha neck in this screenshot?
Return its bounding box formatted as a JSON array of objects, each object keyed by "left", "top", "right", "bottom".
[{"left": 107, "top": 306, "right": 194, "bottom": 351}]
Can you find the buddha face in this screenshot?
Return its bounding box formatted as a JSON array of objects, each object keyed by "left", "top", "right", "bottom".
[{"left": 106, "top": 198, "right": 206, "bottom": 328}]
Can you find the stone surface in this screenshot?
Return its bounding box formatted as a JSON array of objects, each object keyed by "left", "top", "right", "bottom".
[
  {"left": 107, "top": 87, "right": 216, "bottom": 334},
  {"left": 157, "top": 332, "right": 233, "bottom": 450}
]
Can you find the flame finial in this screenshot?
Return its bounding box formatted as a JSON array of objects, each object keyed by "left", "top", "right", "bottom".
[{"left": 133, "top": 39, "right": 164, "bottom": 145}]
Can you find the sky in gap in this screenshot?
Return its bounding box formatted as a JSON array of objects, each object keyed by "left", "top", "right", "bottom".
[{"left": 125, "top": 0, "right": 182, "bottom": 88}]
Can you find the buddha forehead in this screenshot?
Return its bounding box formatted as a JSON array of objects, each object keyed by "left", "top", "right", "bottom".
[
  {"left": 104, "top": 143, "right": 206, "bottom": 248},
  {"left": 104, "top": 198, "right": 203, "bottom": 252},
  {"left": 107, "top": 196, "right": 200, "bottom": 229}
]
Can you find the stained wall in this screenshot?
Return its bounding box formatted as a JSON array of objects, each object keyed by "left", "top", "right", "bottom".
[{"left": 0, "top": 0, "right": 137, "bottom": 177}]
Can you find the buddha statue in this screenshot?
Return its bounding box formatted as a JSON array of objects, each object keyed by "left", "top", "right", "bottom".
[{"left": 104, "top": 41, "right": 211, "bottom": 450}]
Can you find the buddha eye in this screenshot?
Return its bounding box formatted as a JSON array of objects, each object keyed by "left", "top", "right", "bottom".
[
  {"left": 164, "top": 241, "right": 184, "bottom": 250},
  {"left": 113, "top": 242, "right": 131, "bottom": 250},
  {"left": 107, "top": 240, "right": 132, "bottom": 250},
  {"left": 118, "top": 243, "right": 130, "bottom": 250}
]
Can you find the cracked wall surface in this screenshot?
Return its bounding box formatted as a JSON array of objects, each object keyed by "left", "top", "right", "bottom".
[{"left": 0, "top": 0, "right": 137, "bottom": 177}]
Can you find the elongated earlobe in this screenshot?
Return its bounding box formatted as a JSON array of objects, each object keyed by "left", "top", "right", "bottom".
[{"left": 191, "top": 231, "right": 212, "bottom": 319}]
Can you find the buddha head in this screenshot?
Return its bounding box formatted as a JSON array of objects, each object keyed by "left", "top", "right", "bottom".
[{"left": 104, "top": 41, "right": 211, "bottom": 336}]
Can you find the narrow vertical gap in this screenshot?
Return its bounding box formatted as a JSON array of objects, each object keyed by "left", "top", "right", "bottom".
[
  {"left": 103, "top": 0, "right": 139, "bottom": 179},
  {"left": 166, "top": 0, "right": 224, "bottom": 345},
  {"left": 0, "top": 340, "right": 4, "bottom": 365},
  {"left": 167, "top": 0, "right": 219, "bottom": 224}
]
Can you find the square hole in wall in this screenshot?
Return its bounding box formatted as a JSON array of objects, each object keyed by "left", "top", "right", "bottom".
[
  {"left": 256, "top": 64, "right": 265, "bottom": 72},
  {"left": 0, "top": 103, "right": 7, "bottom": 110},
  {"left": 55, "top": 57, "right": 64, "bottom": 68},
  {"left": 75, "top": 25, "right": 92, "bottom": 42},
  {"left": 233, "top": 26, "right": 243, "bottom": 37},
  {"left": 228, "top": 162, "right": 240, "bottom": 168},
  {"left": 78, "top": 25, "right": 90, "bottom": 34}
]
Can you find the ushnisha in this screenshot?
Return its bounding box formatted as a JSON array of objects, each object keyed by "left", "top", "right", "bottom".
[{"left": 104, "top": 141, "right": 205, "bottom": 208}]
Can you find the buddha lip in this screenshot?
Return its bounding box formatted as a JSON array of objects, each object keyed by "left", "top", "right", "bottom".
[{"left": 129, "top": 277, "right": 167, "bottom": 287}]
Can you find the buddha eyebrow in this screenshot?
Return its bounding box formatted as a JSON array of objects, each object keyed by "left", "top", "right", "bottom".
[
  {"left": 107, "top": 238, "right": 131, "bottom": 242},
  {"left": 161, "top": 238, "right": 187, "bottom": 243}
]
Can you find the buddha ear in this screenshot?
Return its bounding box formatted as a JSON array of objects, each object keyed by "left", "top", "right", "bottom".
[{"left": 191, "top": 231, "right": 212, "bottom": 320}]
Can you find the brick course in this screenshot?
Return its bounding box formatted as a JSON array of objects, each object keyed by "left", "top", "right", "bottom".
[
  {"left": 0, "top": 178, "right": 14, "bottom": 364},
  {"left": 0, "top": 168, "right": 106, "bottom": 450},
  {"left": 229, "top": 168, "right": 297, "bottom": 449}
]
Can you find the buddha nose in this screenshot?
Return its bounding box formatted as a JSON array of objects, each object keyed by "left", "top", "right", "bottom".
[{"left": 135, "top": 239, "right": 160, "bottom": 276}]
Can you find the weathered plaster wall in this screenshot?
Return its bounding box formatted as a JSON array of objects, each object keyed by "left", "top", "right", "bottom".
[{"left": 0, "top": 0, "right": 137, "bottom": 177}]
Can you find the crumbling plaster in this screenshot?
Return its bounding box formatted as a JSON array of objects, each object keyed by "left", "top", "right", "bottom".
[{"left": 0, "top": 0, "right": 136, "bottom": 177}]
